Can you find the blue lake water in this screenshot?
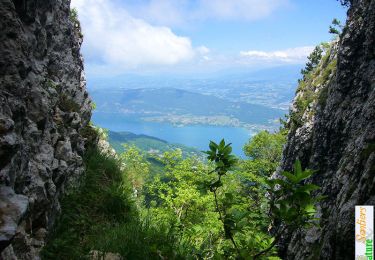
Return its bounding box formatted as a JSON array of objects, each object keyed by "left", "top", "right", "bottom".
[{"left": 92, "top": 112, "right": 255, "bottom": 157}]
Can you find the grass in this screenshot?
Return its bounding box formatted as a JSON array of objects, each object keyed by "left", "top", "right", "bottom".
[
  {"left": 41, "top": 144, "right": 180, "bottom": 259},
  {"left": 41, "top": 146, "right": 132, "bottom": 259}
]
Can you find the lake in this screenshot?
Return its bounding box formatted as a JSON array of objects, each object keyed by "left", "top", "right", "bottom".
[{"left": 92, "top": 112, "right": 255, "bottom": 157}]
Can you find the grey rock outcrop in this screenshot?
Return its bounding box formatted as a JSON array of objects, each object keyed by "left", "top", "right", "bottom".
[
  {"left": 0, "top": 0, "right": 92, "bottom": 258},
  {"left": 277, "top": 0, "right": 375, "bottom": 259}
]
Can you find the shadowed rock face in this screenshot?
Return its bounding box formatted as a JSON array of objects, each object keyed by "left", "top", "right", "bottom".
[
  {"left": 0, "top": 0, "right": 92, "bottom": 258},
  {"left": 278, "top": 0, "right": 375, "bottom": 259}
]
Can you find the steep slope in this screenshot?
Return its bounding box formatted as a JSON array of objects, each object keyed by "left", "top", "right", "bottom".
[
  {"left": 278, "top": 0, "right": 375, "bottom": 259},
  {"left": 0, "top": 0, "right": 92, "bottom": 258}
]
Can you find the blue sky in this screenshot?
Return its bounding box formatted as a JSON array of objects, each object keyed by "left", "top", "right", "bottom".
[{"left": 71, "top": 0, "right": 347, "bottom": 76}]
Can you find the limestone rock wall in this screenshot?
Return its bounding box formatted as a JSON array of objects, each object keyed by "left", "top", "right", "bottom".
[
  {"left": 278, "top": 0, "right": 375, "bottom": 259},
  {"left": 0, "top": 0, "right": 92, "bottom": 258}
]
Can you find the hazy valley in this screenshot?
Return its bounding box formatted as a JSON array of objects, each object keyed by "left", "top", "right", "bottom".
[{"left": 88, "top": 68, "right": 298, "bottom": 156}]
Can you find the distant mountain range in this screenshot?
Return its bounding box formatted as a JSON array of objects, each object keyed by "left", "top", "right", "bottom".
[
  {"left": 91, "top": 87, "right": 286, "bottom": 130},
  {"left": 88, "top": 65, "right": 302, "bottom": 90}
]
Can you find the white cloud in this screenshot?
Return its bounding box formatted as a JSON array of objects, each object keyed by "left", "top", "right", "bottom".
[
  {"left": 196, "top": 46, "right": 210, "bottom": 55},
  {"left": 71, "top": 0, "right": 200, "bottom": 71},
  {"left": 240, "top": 46, "right": 314, "bottom": 63}
]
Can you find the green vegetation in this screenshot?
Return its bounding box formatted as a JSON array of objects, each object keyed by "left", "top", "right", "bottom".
[
  {"left": 108, "top": 130, "right": 206, "bottom": 176},
  {"left": 91, "top": 101, "right": 97, "bottom": 110},
  {"left": 70, "top": 8, "right": 80, "bottom": 27},
  {"left": 42, "top": 132, "right": 179, "bottom": 259},
  {"left": 43, "top": 126, "right": 321, "bottom": 259},
  {"left": 289, "top": 41, "right": 337, "bottom": 130},
  {"left": 329, "top": 18, "right": 343, "bottom": 35},
  {"left": 108, "top": 131, "right": 203, "bottom": 159},
  {"left": 300, "top": 46, "right": 323, "bottom": 79},
  {"left": 288, "top": 20, "right": 344, "bottom": 132},
  {"left": 42, "top": 145, "right": 134, "bottom": 259},
  {"left": 69, "top": 7, "right": 83, "bottom": 37},
  {"left": 142, "top": 139, "right": 278, "bottom": 259},
  {"left": 243, "top": 130, "right": 286, "bottom": 176}
]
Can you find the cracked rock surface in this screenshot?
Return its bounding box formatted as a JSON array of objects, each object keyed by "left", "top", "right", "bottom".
[
  {"left": 276, "top": 0, "right": 375, "bottom": 259},
  {"left": 0, "top": 0, "right": 92, "bottom": 258}
]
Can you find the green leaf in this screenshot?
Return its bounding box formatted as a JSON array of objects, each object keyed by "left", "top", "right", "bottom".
[
  {"left": 209, "top": 141, "right": 218, "bottom": 152},
  {"left": 219, "top": 139, "right": 225, "bottom": 149},
  {"left": 281, "top": 171, "right": 298, "bottom": 183},
  {"left": 223, "top": 145, "right": 232, "bottom": 155},
  {"left": 315, "top": 195, "right": 328, "bottom": 201},
  {"left": 292, "top": 191, "right": 311, "bottom": 205},
  {"left": 296, "top": 184, "right": 320, "bottom": 193},
  {"left": 304, "top": 204, "right": 316, "bottom": 214},
  {"left": 267, "top": 178, "right": 290, "bottom": 188},
  {"left": 293, "top": 160, "right": 302, "bottom": 175},
  {"left": 295, "top": 169, "right": 315, "bottom": 182}
]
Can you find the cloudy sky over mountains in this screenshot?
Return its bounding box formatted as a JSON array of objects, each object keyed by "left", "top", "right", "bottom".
[{"left": 71, "top": 0, "right": 347, "bottom": 75}]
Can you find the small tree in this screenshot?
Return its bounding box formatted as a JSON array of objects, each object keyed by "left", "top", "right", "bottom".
[
  {"left": 205, "top": 140, "right": 322, "bottom": 259},
  {"left": 300, "top": 45, "right": 323, "bottom": 78},
  {"left": 204, "top": 139, "right": 240, "bottom": 255},
  {"left": 120, "top": 145, "right": 150, "bottom": 196},
  {"left": 329, "top": 18, "right": 344, "bottom": 35}
]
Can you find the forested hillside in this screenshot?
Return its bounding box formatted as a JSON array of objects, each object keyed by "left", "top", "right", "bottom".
[{"left": 108, "top": 130, "right": 204, "bottom": 159}]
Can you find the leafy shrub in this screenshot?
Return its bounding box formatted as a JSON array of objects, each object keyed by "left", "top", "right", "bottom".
[
  {"left": 267, "top": 160, "right": 321, "bottom": 228},
  {"left": 243, "top": 131, "right": 286, "bottom": 177}
]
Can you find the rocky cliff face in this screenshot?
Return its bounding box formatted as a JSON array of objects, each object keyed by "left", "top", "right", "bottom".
[
  {"left": 0, "top": 0, "right": 92, "bottom": 258},
  {"left": 279, "top": 0, "right": 375, "bottom": 259}
]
